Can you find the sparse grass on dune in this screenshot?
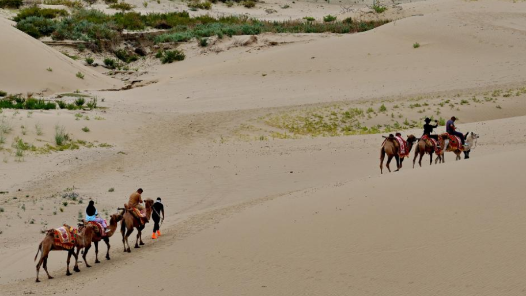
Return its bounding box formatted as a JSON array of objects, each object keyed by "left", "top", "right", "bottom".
[{"left": 12, "top": 8, "right": 389, "bottom": 50}]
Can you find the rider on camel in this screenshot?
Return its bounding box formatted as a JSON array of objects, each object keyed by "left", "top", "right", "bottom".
[
  {"left": 446, "top": 116, "right": 469, "bottom": 147},
  {"left": 128, "top": 188, "right": 147, "bottom": 224},
  {"left": 86, "top": 200, "right": 109, "bottom": 233},
  {"left": 422, "top": 118, "right": 440, "bottom": 148}
]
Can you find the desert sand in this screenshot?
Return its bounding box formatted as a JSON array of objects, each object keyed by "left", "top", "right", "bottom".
[{"left": 1, "top": 0, "right": 526, "bottom": 295}]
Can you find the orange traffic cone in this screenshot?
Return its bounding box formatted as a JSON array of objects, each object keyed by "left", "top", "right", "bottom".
[
  {"left": 151, "top": 233, "right": 157, "bottom": 239},
  {"left": 157, "top": 230, "right": 161, "bottom": 237}
]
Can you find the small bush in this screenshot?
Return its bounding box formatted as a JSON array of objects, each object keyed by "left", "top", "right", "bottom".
[
  {"left": 104, "top": 58, "right": 117, "bottom": 69},
  {"left": 109, "top": 1, "right": 134, "bottom": 10},
  {"left": 76, "top": 72, "right": 85, "bottom": 79},
  {"left": 108, "top": 187, "right": 114, "bottom": 192},
  {"left": 323, "top": 15, "right": 337, "bottom": 22},
  {"left": 413, "top": 42, "right": 420, "bottom": 49},
  {"left": 188, "top": 0, "right": 212, "bottom": 9},
  {"left": 82, "top": 126, "right": 90, "bottom": 132},
  {"left": 199, "top": 37, "right": 208, "bottom": 47},
  {"left": 372, "top": 4, "right": 387, "bottom": 13},
  {"left": 0, "top": 91, "right": 6, "bottom": 97},
  {"left": 56, "top": 100, "right": 66, "bottom": 109},
  {"left": 14, "top": 7, "right": 68, "bottom": 22},
  {"left": 242, "top": 0, "right": 255, "bottom": 8},
  {"left": 303, "top": 16, "right": 315, "bottom": 22},
  {"left": 0, "top": 0, "right": 23, "bottom": 8},
  {"left": 114, "top": 49, "right": 138, "bottom": 63},
  {"left": 86, "top": 97, "right": 97, "bottom": 109},
  {"left": 159, "top": 50, "right": 185, "bottom": 64},
  {"left": 55, "top": 125, "right": 67, "bottom": 145},
  {"left": 379, "top": 104, "right": 387, "bottom": 112},
  {"left": 16, "top": 17, "right": 57, "bottom": 39},
  {"left": 85, "top": 57, "right": 94, "bottom": 65},
  {"left": 74, "top": 98, "right": 85, "bottom": 107}
]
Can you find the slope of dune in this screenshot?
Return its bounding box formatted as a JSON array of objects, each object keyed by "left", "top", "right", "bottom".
[
  {"left": 0, "top": 18, "right": 122, "bottom": 95},
  {"left": 105, "top": 0, "right": 526, "bottom": 113}
]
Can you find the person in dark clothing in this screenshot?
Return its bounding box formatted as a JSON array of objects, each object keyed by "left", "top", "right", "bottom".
[
  {"left": 446, "top": 116, "right": 468, "bottom": 146},
  {"left": 422, "top": 118, "right": 439, "bottom": 139},
  {"left": 152, "top": 197, "right": 165, "bottom": 239}
]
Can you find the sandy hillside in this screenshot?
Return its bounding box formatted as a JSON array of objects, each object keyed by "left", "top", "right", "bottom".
[
  {"left": 0, "top": 18, "right": 122, "bottom": 95},
  {"left": 1, "top": 0, "right": 526, "bottom": 294}
]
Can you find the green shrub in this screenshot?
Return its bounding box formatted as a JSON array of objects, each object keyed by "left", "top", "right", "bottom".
[
  {"left": 57, "top": 100, "right": 67, "bottom": 109},
  {"left": 343, "top": 17, "right": 353, "bottom": 24},
  {"left": 199, "top": 37, "right": 208, "bottom": 47},
  {"left": 75, "top": 98, "right": 85, "bottom": 107},
  {"left": 188, "top": 0, "right": 212, "bottom": 9},
  {"left": 14, "top": 7, "right": 68, "bottom": 22},
  {"left": 114, "top": 49, "right": 138, "bottom": 63},
  {"left": 86, "top": 97, "right": 97, "bottom": 109},
  {"left": 108, "top": 1, "right": 134, "bottom": 10},
  {"left": 76, "top": 72, "right": 85, "bottom": 79},
  {"left": 85, "top": 57, "right": 94, "bottom": 65},
  {"left": 0, "top": 96, "right": 56, "bottom": 110},
  {"left": 323, "top": 15, "right": 336, "bottom": 22},
  {"left": 104, "top": 58, "right": 117, "bottom": 68},
  {"left": 413, "top": 42, "right": 420, "bottom": 48},
  {"left": 54, "top": 125, "right": 67, "bottom": 145},
  {"left": 378, "top": 104, "right": 387, "bottom": 112},
  {"left": 0, "top": 91, "right": 6, "bottom": 97},
  {"left": 372, "top": 4, "right": 387, "bottom": 13},
  {"left": 82, "top": 126, "right": 90, "bottom": 132},
  {"left": 303, "top": 16, "right": 315, "bottom": 22},
  {"left": 0, "top": 0, "right": 23, "bottom": 8},
  {"left": 159, "top": 50, "right": 185, "bottom": 64},
  {"left": 242, "top": 0, "right": 255, "bottom": 8},
  {"left": 16, "top": 17, "right": 57, "bottom": 39}
]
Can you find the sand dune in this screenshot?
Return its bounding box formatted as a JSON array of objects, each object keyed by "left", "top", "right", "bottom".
[
  {"left": 1, "top": 0, "right": 526, "bottom": 294},
  {"left": 0, "top": 18, "right": 121, "bottom": 95}
]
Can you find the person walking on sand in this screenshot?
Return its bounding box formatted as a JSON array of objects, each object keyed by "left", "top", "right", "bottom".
[
  {"left": 86, "top": 200, "right": 109, "bottom": 232},
  {"left": 152, "top": 197, "right": 165, "bottom": 239}
]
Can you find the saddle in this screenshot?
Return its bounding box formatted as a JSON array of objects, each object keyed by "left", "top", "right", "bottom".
[
  {"left": 382, "top": 135, "right": 409, "bottom": 158},
  {"left": 442, "top": 133, "right": 464, "bottom": 151},
  {"left": 422, "top": 135, "right": 441, "bottom": 154},
  {"left": 87, "top": 221, "right": 106, "bottom": 237},
  {"left": 125, "top": 204, "right": 148, "bottom": 225},
  {"left": 53, "top": 225, "right": 77, "bottom": 249}
]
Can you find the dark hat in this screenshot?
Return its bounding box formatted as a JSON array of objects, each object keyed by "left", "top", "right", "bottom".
[
  {"left": 451, "top": 116, "right": 457, "bottom": 120},
  {"left": 156, "top": 197, "right": 161, "bottom": 201},
  {"left": 424, "top": 118, "right": 431, "bottom": 123}
]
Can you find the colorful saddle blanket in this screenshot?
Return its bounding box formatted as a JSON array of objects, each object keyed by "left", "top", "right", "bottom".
[
  {"left": 87, "top": 221, "right": 106, "bottom": 237},
  {"left": 53, "top": 226, "right": 77, "bottom": 250},
  {"left": 444, "top": 133, "right": 464, "bottom": 151},
  {"left": 394, "top": 136, "right": 409, "bottom": 157},
  {"left": 422, "top": 135, "right": 441, "bottom": 154}
]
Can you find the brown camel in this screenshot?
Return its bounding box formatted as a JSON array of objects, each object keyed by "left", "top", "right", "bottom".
[
  {"left": 34, "top": 223, "right": 96, "bottom": 282},
  {"left": 121, "top": 199, "right": 154, "bottom": 253},
  {"left": 84, "top": 212, "right": 124, "bottom": 265},
  {"left": 380, "top": 134, "right": 417, "bottom": 174},
  {"left": 436, "top": 132, "right": 477, "bottom": 163},
  {"left": 413, "top": 137, "right": 443, "bottom": 168}
]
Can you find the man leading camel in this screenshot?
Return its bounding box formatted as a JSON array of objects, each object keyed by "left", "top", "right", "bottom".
[{"left": 128, "top": 188, "right": 147, "bottom": 224}]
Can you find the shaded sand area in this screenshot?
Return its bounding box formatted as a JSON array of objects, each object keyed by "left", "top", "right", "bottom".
[{"left": 1, "top": 0, "right": 526, "bottom": 295}]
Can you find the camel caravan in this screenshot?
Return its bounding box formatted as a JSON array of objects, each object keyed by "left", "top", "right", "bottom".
[
  {"left": 380, "top": 117, "right": 479, "bottom": 173},
  {"left": 34, "top": 189, "right": 164, "bottom": 282}
]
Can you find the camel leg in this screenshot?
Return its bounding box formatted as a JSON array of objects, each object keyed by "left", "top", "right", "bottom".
[
  {"left": 74, "top": 248, "right": 81, "bottom": 272},
  {"left": 43, "top": 257, "right": 53, "bottom": 280},
  {"left": 121, "top": 224, "right": 127, "bottom": 252},
  {"left": 380, "top": 148, "right": 385, "bottom": 174},
  {"left": 429, "top": 152, "right": 433, "bottom": 166},
  {"left": 135, "top": 231, "right": 141, "bottom": 248},
  {"left": 413, "top": 150, "right": 418, "bottom": 168},
  {"left": 67, "top": 250, "right": 75, "bottom": 275},
  {"left": 418, "top": 152, "right": 424, "bottom": 167},
  {"left": 139, "top": 226, "right": 145, "bottom": 245},
  {"left": 386, "top": 155, "right": 393, "bottom": 173},
  {"left": 103, "top": 237, "right": 111, "bottom": 260},
  {"left": 394, "top": 154, "right": 400, "bottom": 171},
  {"left": 83, "top": 245, "right": 92, "bottom": 268},
  {"left": 94, "top": 241, "right": 100, "bottom": 264},
  {"left": 35, "top": 245, "right": 46, "bottom": 283},
  {"left": 125, "top": 228, "right": 133, "bottom": 253},
  {"left": 399, "top": 157, "right": 404, "bottom": 169}
]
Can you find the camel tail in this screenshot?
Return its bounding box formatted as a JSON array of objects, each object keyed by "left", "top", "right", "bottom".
[{"left": 34, "top": 243, "right": 42, "bottom": 262}]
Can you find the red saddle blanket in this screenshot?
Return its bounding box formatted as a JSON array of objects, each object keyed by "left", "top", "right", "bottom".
[
  {"left": 87, "top": 221, "right": 106, "bottom": 237},
  {"left": 422, "top": 135, "right": 441, "bottom": 154},
  {"left": 53, "top": 226, "right": 77, "bottom": 250},
  {"left": 394, "top": 136, "right": 409, "bottom": 157},
  {"left": 444, "top": 133, "right": 464, "bottom": 151}
]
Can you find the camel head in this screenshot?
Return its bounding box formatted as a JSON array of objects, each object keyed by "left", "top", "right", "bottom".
[
  {"left": 470, "top": 132, "right": 479, "bottom": 140},
  {"left": 110, "top": 213, "right": 124, "bottom": 225},
  {"left": 406, "top": 134, "right": 416, "bottom": 144}
]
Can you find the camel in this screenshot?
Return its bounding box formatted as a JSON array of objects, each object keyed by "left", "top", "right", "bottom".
[
  {"left": 121, "top": 199, "right": 154, "bottom": 253},
  {"left": 436, "top": 132, "right": 478, "bottom": 162},
  {"left": 413, "top": 136, "right": 442, "bottom": 168},
  {"left": 84, "top": 212, "right": 124, "bottom": 265},
  {"left": 380, "top": 134, "right": 417, "bottom": 174},
  {"left": 34, "top": 223, "right": 96, "bottom": 282}
]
